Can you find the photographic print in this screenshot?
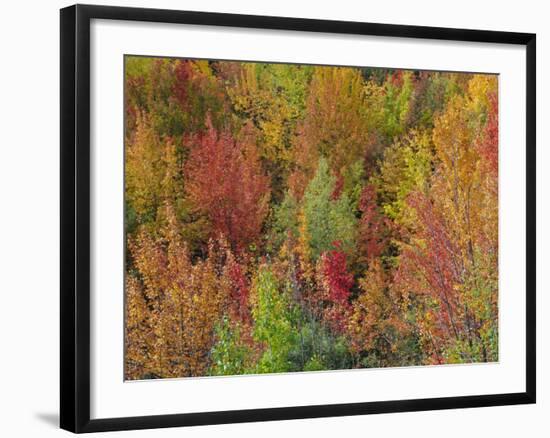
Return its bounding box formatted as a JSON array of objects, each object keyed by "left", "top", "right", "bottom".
[{"left": 124, "top": 56, "right": 498, "bottom": 380}]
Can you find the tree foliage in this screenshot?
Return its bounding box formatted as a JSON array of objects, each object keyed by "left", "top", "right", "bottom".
[
  {"left": 184, "top": 117, "right": 271, "bottom": 253},
  {"left": 300, "top": 157, "right": 357, "bottom": 261},
  {"left": 124, "top": 55, "right": 499, "bottom": 378}
]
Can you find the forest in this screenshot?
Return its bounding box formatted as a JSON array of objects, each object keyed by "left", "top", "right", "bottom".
[{"left": 124, "top": 56, "right": 498, "bottom": 380}]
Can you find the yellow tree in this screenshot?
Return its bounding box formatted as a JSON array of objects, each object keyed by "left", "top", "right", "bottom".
[
  {"left": 126, "top": 114, "right": 169, "bottom": 221},
  {"left": 288, "top": 66, "right": 372, "bottom": 199},
  {"left": 225, "top": 63, "right": 313, "bottom": 199}
]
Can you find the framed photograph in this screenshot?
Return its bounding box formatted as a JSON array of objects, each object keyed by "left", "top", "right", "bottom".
[{"left": 60, "top": 4, "right": 536, "bottom": 433}]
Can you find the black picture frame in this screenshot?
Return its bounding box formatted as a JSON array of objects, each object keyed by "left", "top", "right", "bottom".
[{"left": 60, "top": 4, "right": 536, "bottom": 433}]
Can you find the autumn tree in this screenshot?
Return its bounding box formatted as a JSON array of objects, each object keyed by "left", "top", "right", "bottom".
[
  {"left": 351, "top": 257, "right": 426, "bottom": 368},
  {"left": 380, "top": 70, "right": 415, "bottom": 141},
  {"left": 371, "top": 129, "right": 433, "bottom": 227},
  {"left": 288, "top": 66, "right": 372, "bottom": 199},
  {"left": 125, "top": 113, "right": 185, "bottom": 217},
  {"left": 357, "top": 185, "right": 389, "bottom": 260},
  {"left": 125, "top": 206, "right": 254, "bottom": 378},
  {"left": 184, "top": 117, "right": 271, "bottom": 253},
  {"left": 314, "top": 246, "right": 353, "bottom": 334},
  {"left": 226, "top": 63, "right": 313, "bottom": 200}
]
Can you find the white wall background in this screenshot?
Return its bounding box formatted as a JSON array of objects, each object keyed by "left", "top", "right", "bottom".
[{"left": 0, "top": 0, "right": 546, "bottom": 436}]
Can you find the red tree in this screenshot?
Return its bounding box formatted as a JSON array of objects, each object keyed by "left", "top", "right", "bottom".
[
  {"left": 477, "top": 93, "right": 498, "bottom": 176},
  {"left": 321, "top": 247, "right": 353, "bottom": 303},
  {"left": 185, "top": 117, "right": 271, "bottom": 253},
  {"left": 314, "top": 244, "right": 353, "bottom": 333}
]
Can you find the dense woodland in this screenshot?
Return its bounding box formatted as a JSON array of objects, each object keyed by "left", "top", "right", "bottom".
[{"left": 124, "top": 57, "right": 498, "bottom": 379}]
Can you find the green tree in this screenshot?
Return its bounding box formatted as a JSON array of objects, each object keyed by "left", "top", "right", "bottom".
[
  {"left": 252, "top": 268, "right": 298, "bottom": 373},
  {"left": 210, "top": 317, "right": 254, "bottom": 376},
  {"left": 301, "top": 157, "right": 357, "bottom": 260}
]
